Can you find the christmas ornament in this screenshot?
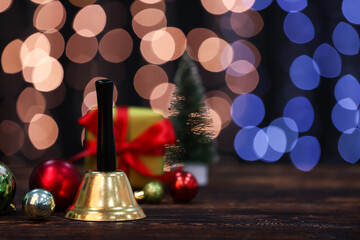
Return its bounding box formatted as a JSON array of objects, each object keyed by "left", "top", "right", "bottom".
[
  {"left": 169, "top": 171, "right": 198, "bottom": 203},
  {"left": 134, "top": 190, "right": 145, "bottom": 203},
  {"left": 143, "top": 181, "right": 164, "bottom": 204},
  {"left": 29, "top": 159, "right": 82, "bottom": 210},
  {"left": 23, "top": 188, "right": 55, "bottom": 220},
  {"left": 0, "top": 162, "right": 16, "bottom": 213}
]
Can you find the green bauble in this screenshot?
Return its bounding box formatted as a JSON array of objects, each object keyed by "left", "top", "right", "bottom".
[
  {"left": 0, "top": 162, "right": 16, "bottom": 212},
  {"left": 143, "top": 181, "right": 164, "bottom": 204}
]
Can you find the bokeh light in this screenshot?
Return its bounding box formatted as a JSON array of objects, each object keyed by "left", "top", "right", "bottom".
[
  {"left": 231, "top": 40, "right": 261, "bottom": 68},
  {"left": 0, "top": 0, "right": 12, "bottom": 13},
  {"left": 30, "top": 0, "right": 52, "bottom": 4},
  {"left": 141, "top": 27, "right": 186, "bottom": 64},
  {"left": 150, "top": 82, "right": 175, "bottom": 117},
  {"left": 69, "top": 0, "right": 97, "bottom": 8},
  {"left": 130, "top": 0, "right": 166, "bottom": 17},
  {"left": 270, "top": 117, "right": 298, "bottom": 152},
  {"left": 251, "top": 0, "right": 273, "bottom": 10},
  {"left": 313, "top": 43, "right": 341, "bottom": 78},
  {"left": 1, "top": 0, "right": 357, "bottom": 169},
  {"left": 225, "top": 60, "right": 259, "bottom": 94},
  {"left": 277, "top": 0, "right": 307, "bottom": 12},
  {"left": 139, "top": 0, "right": 162, "bottom": 4},
  {"left": 165, "top": 27, "right": 187, "bottom": 61},
  {"left": 141, "top": 29, "right": 174, "bottom": 65},
  {"left": 198, "top": 37, "right": 233, "bottom": 72},
  {"left": 283, "top": 12, "right": 314, "bottom": 44},
  {"left": 20, "top": 32, "right": 51, "bottom": 68},
  {"left": 134, "top": 65, "right": 168, "bottom": 99},
  {"left": 200, "top": 0, "right": 232, "bottom": 15},
  {"left": 20, "top": 33, "right": 51, "bottom": 83},
  {"left": 186, "top": 28, "right": 217, "bottom": 62},
  {"left": 234, "top": 126, "right": 263, "bottom": 161},
  {"left": 16, "top": 87, "right": 46, "bottom": 123},
  {"left": 283, "top": 96, "right": 314, "bottom": 132},
  {"left": 334, "top": 74, "right": 360, "bottom": 107},
  {"left": 339, "top": 98, "right": 358, "bottom": 111},
  {"left": 82, "top": 92, "right": 97, "bottom": 116},
  {"left": 230, "top": 0, "right": 256, "bottom": 13},
  {"left": 202, "top": 0, "right": 256, "bottom": 14},
  {"left": 73, "top": 4, "right": 106, "bottom": 37},
  {"left": 342, "top": 0, "right": 360, "bottom": 25},
  {"left": 257, "top": 126, "right": 286, "bottom": 162},
  {"left": 66, "top": 33, "right": 98, "bottom": 63},
  {"left": 252, "top": 128, "right": 268, "bottom": 159},
  {"left": 230, "top": 10, "right": 264, "bottom": 38},
  {"left": 22, "top": 50, "right": 48, "bottom": 79},
  {"left": 99, "top": 28, "right": 133, "bottom": 63},
  {"left": 28, "top": 114, "right": 58, "bottom": 150},
  {"left": 0, "top": 120, "right": 24, "bottom": 156},
  {"left": 1, "top": 39, "right": 23, "bottom": 74},
  {"left": 338, "top": 128, "right": 360, "bottom": 164},
  {"left": 202, "top": 0, "right": 255, "bottom": 14},
  {"left": 44, "top": 30, "right": 65, "bottom": 59},
  {"left": 332, "top": 22, "right": 359, "bottom": 56},
  {"left": 289, "top": 55, "right": 320, "bottom": 90},
  {"left": 231, "top": 94, "right": 265, "bottom": 127},
  {"left": 290, "top": 136, "right": 320, "bottom": 171},
  {"left": 219, "top": 13, "right": 240, "bottom": 41},
  {"left": 32, "top": 57, "right": 63, "bottom": 92},
  {"left": 33, "top": 1, "right": 66, "bottom": 33},
  {"left": 331, "top": 100, "right": 359, "bottom": 133},
  {"left": 205, "top": 93, "right": 232, "bottom": 129},
  {"left": 132, "top": 8, "right": 167, "bottom": 39}
]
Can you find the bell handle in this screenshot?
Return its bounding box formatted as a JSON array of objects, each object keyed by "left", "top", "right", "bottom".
[{"left": 95, "top": 80, "right": 117, "bottom": 171}]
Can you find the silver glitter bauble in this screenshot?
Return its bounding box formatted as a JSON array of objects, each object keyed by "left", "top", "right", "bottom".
[{"left": 22, "top": 188, "right": 55, "bottom": 220}]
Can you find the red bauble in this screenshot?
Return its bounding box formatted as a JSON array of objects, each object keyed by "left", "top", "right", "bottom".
[
  {"left": 29, "top": 159, "right": 82, "bottom": 211},
  {"left": 169, "top": 171, "right": 198, "bottom": 203}
]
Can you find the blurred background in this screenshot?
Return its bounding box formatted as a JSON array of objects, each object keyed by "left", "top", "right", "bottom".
[{"left": 1, "top": 0, "right": 359, "bottom": 171}]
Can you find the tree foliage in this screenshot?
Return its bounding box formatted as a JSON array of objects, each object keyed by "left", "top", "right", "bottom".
[{"left": 166, "top": 53, "right": 217, "bottom": 164}]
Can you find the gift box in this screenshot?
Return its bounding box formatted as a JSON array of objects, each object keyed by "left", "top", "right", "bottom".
[{"left": 71, "top": 106, "right": 176, "bottom": 189}]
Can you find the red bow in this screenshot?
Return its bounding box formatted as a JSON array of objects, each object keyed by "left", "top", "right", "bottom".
[{"left": 69, "top": 107, "right": 181, "bottom": 183}]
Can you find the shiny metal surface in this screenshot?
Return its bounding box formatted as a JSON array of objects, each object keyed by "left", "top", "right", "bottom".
[
  {"left": 22, "top": 188, "right": 55, "bottom": 219},
  {"left": 65, "top": 170, "right": 146, "bottom": 221},
  {"left": 134, "top": 190, "right": 145, "bottom": 203}
]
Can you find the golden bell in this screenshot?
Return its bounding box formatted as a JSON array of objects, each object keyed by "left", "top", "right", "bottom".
[{"left": 65, "top": 170, "right": 146, "bottom": 221}]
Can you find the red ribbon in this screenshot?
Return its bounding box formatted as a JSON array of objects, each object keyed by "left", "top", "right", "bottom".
[{"left": 69, "top": 107, "right": 181, "bottom": 183}]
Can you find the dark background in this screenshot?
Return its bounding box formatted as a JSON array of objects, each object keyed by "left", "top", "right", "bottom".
[{"left": 0, "top": 0, "right": 358, "bottom": 167}]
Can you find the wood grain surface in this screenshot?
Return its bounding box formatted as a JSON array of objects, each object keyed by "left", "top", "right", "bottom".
[{"left": 1, "top": 160, "right": 359, "bottom": 240}]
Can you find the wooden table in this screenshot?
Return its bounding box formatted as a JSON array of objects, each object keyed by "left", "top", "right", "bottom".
[{"left": 1, "top": 161, "right": 359, "bottom": 239}]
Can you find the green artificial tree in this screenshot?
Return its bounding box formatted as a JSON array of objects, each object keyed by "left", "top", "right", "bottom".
[{"left": 167, "top": 53, "right": 217, "bottom": 165}]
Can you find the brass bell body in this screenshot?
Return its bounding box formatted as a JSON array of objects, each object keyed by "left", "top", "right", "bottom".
[
  {"left": 65, "top": 170, "right": 146, "bottom": 221},
  {"left": 65, "top": 80, "right": 145, "bottom": 222}
]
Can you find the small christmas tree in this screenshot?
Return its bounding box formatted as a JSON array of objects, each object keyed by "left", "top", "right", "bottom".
[{"left": 167, "top": 53, "right": 216, "bottom": 165}]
